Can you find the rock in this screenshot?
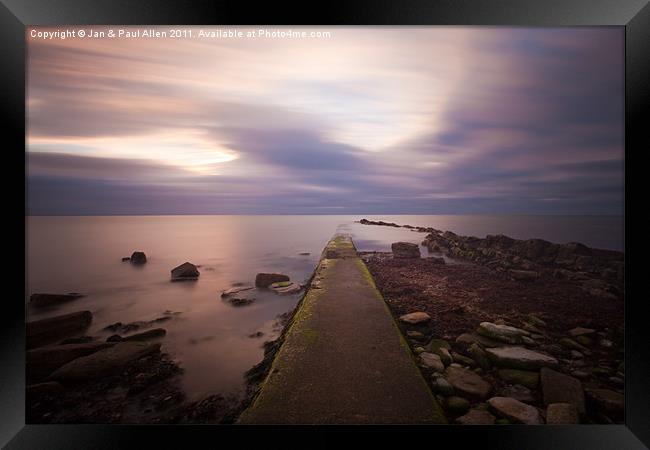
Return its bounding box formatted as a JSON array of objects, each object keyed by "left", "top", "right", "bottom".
[
  {"left": 248, "top": 331, "right": 264, "bottom": 338},
  {"left": 49, "top": 341, "right": 161, "bottom": 382},
  {"left": 437, "top": 347, "right": 453, "bottom": 366},
  {"left": 599, "top": 339, "right": 614, "bottom": 348},
  {"left": 456, "top": 409, "right": 496, "bottom": 425},
  {"left": 559, "top": 338, "right": 589, "bottom": 353},
  {"left": 431, "top": 376, "right": 455, "bottom": 396},
  {"left": 407, "top": 331, "right": 425, "bottom": 340},
  {"left": 446, "top": 396, "right": 471, "bottom": 415},
  {"left": 255, "top": 273, "right": 289, "bottom": 288},
  {"left": 27, "top": 342, "right": 114, "bottom": 380},
  {"left": 468, "top": 343, "right": 491, "bottom": 370},
  {"left": 29, "top": 293, "right": 84, "bottom": 308},
  {"left": 477, "top": 322, "right": 529, "bottom": 344},
  {"left": 568, "top": 327, "right": 595, "bottom": 337},
  {"left": 526, "top": 314, "right": 547, "bottom": 328},
  {"left": 450, "top": 352, "right": 476, "bottom": 368},
  {"left": 298, "top": 252, "right": 310, "bottom": 256},
  {"left": 497, "top": 369, "right": 539, "bottom": 389},
  {"left": 121, "top": 257, "right": 131, "bottom": 262},
  {"left": 445, "top": 365, "right": 492, "bottom": 400},
  {"left": 130, "top": 251, "right": 147, "bottom": 264},
  {"left": 420, "top": 352, "right": 445, "bottom": 372},
  {"left": 546, "top": 403, "right": 579, "bottom": 424},
  {"left": 399, "top": 311, "right": 431, "bottom": 325},
  {"left": 456, "top": 332, "right": 502, "bottom": 348},
  {"left": 509, "top": 269, "right": 539, "bottom": 281},
  {"left": 571, "top": 370, "right": 590, "bottom": 380},
  {"left": 225, "top": 297, "right": 256, "bottom": 307},
  {"left": 585, "top": 388, "right": 624, "bottom": 420},
  {"left": 414, "top": 346, "right": 425, "bottom": 354},
  {"left": 540, "top": 367, "right": 585, "bottom": 415},
  {"left": 107, "top": 328, "right": 167, "bottom": 342},
  {"left": 428, "top": 338, "right": 451, "bottom": 352},
  {"left": 391, "top": 242, "right": 421, "bottom": 258},
  {"left": 500, "top": 384, "right": 535, "bottom": 403},
  {"left": 575, "top": 335, "right": 593, "bottom": 346},
  {"left": 488, "top": 397, "right": 543, "bottom": 424},
  {"left": 26, "top": 311, "right": 93, "bottom": 350},
  {"left": 221, "top": 286, "right": 254, "bottom": 297},
  {"left": 269, "top": 281, "right": 302, "bottom": 295},
  {"left": 26, "top": 381, "right": 64, "bottom": 398},
  {"left": 171, "top": 262, "right": 200, "bottom": 281},
  {"left": 570, "top": 350, "right": 583, "bottom": 359},
  {"left": 485, "top": 346, "right": 559, "bottom": 370}
]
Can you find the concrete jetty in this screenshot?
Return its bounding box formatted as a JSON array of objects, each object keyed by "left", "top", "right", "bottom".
[{"left": 238, "top": 235, "right": 446, "bottom": 424}]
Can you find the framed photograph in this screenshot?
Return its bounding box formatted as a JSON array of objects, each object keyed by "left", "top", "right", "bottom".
[{"left": 3, "top": 0, "right": 648, "bottom": 448}]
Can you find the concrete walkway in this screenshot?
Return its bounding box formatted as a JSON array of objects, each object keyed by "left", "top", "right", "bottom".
[{"left": 238, "top": 235, "right": 446, "bottom": 424}]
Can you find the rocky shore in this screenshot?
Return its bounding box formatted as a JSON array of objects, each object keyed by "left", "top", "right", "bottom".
[{"left": 360, "top": 218, "right": 624, "bottom": 424}]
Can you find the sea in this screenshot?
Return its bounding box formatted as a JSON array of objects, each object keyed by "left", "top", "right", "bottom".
[{"left": 26, "top": 214, "right": 623, "bottom": 401}]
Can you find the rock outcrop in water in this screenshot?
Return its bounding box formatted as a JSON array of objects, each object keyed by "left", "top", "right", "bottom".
[
  {"left": 27, "top": 311, "right": 93, "bottom": 349},
  {"left": 391, "top": 242, "right": 421, "bottom": 259},
  {"left": 255, "top": 273, "right": 289, "bottom": 288},
  {"left": 130, "top": 251, "right": 147, "bottom": 264},
  {"left": 171, "top": 262, "right": 200, "bottom": 281}
]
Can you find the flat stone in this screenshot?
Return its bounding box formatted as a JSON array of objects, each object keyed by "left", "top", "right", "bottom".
[
  {"left": 546, "top": 403, "right": 579, "bottom": 424},
  {"left": 221, "top": 286, "right": 254, "bottom": 297},
  {"left": 485, "top": 346, "right": 559, "bottom": 370},
  {"left": 445, "top": 365, "right": 492, "bottom": 400},
  {"left": 27, "top": 342, "right": 114, "bottom": 380},
  {"left": 49, "top": 341, "right": 161, "bottom": 382},
  {"left": 455, "top": 409, "right": 496, "bottom": 425},
  {"left": 477, "top": 322, "right": 530, "bottom": 344},
  {"left": 568, "top": 327, "right": 595, "bottom": 337},
  {"left": 540, "top": 368, "right": 585, "bottom": 415},
  {"left": 497, "top": 369, "right": 539, "bottom": 389},
  {"left": 488, "top": 397, "right": 543, "bottom": 424},
  {"left": 455, "top": 332, "right": 502, "bottom": 348},
  {"left": 420, "top": 352, "right": 445, "bottom": 372},
  {"left": 270, "top": 282, "right": 302, "bottom": 295},
  {"left": 399, "top": 312, "right": 431, "bottom": 325}
]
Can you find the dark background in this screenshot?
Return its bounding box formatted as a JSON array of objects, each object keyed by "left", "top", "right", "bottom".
[{"left": 2, "top": 0, "right": 648, "bottom": 448}]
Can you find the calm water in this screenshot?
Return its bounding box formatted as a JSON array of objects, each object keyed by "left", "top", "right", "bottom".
[{"left": 26, "top": 215, "right": 623, "bottom": 400}]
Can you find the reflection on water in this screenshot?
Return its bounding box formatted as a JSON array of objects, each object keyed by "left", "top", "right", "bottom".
[{"left": 26, "top": 214, "right": 622, "bottom": 400}]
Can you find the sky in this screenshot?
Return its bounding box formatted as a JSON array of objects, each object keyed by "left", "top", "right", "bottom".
[{"left": 26, "top": 26, "right": 624, "bottom": 215}]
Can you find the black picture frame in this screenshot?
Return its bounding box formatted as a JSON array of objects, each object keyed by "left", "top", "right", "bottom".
[{"left": 3, "top": 0, "right": 648, "bottom": 448}]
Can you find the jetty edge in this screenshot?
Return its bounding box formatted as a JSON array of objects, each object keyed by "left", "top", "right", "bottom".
[{"left": 238, "top": 234, "right": 446, "bottom": 424}]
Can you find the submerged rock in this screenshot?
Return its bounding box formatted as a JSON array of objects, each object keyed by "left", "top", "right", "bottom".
[
  {"left": 391, "top": 242, "right": 421, "bottom": 258},
  {"left": 488, "top": 396, "right": 543, "bottom": 424},
  {"left": 171, "top": 262, "right": 200, "bottom": 281},
  {"left": 255, "top": 273, "right": 289, "bottom": 288},
  {"left": 26, "top": 311, "right": 93, "bottom": 349},
  {"left": 49, "top": 341, "right": 161, "bottom": 382},
  {"left": 224, "top": 297, "right": 256, "bottom": 307},
  {"left": 221, "top": 286, "right": 254, "bottom": 297},
  {"left": 29, "top": 293, "right": 84, "bottom": 308}
]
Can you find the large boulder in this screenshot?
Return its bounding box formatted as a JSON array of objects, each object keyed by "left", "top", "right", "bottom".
[
  {"left": 391, "top": 242, "right": 421, "bottom": 259},
  {"left": 27, "top": 342, "right": 113, "bottom": 380},
  {"left": 488, "top": 396, "right": 543, "bottom": 424},
  {"left": 49, "top": 341, "right": 161, "bottom": 382},
  {"left": 29, "top": 293, "right": 84, "bottom": 308},
  {"left": 445, "top": 365, "right": 492, "bottom": 400},
  {"left": 540, "top": 367, "right": 585, "bottom": 415},
  {"left": 255, "top": 273, "right": 289, "bottom": 288},
  {"left": 26, "top": 311, "right": 93, "bottom": 349},
  {"left": 130, "top": 251, "right": 147, "bottom": 264},
  {"left": 171, "top": 262, "right": 200, "bottom": 281},
  {"left": 399, "top": 311, "right": 431, "bottom": 325},
  {"left": 485, "top": 346, "right": 559, "bottom": 370}
]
